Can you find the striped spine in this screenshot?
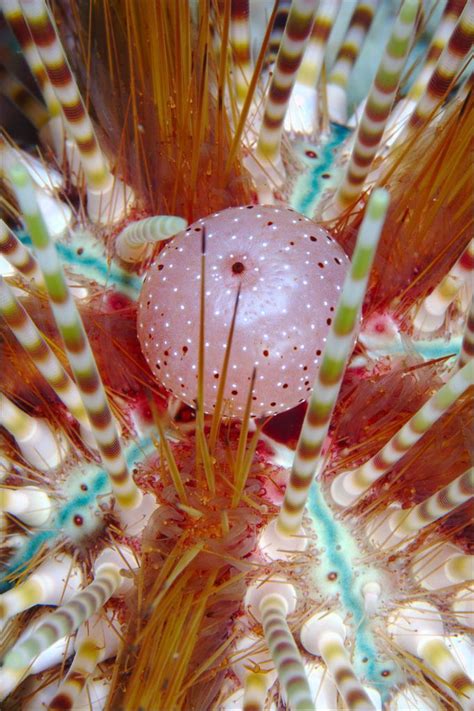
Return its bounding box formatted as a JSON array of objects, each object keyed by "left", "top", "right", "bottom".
[
  {"left": 0, "top": 219, "right": 42, "bottom": 282},
  {"left": 414, "top": 239, "right": 474, "bottom": 332},
  {"left": 317, "top": 632, "right": 375, "bottom": 710},
  {"left": 231, "top": 0, "right": 253, "bottom": 107},
  {"left": 2, "top": 0, "right": 61, "bottom": 116},
  {"left": 257, "top": 0, "right": 319, "bottom": 162},
  {"left": 407, "top": 0, "right": 467, "bottom": 102},
  {"left": 327, "top": 0, "right": 379, "bottom": 90},
  {"left": 390, "top": 467, "right": 474, "bottom": 536},
  {"left": 333, "top": 0, "right": 418, "bottom": 212},
  {"left": 10, "top": 165, "right": 141, "bottom": 510},
  {"left": 417, "top": 639, "right": 474, "bottom": 703},
  {"left": 48, "top": 638, "right": 102, "bottom": 711},
  {"left": 0, "top": 393, "right": 34, "bottom": 441},
  {"left": 260, "top": 593, "right": 313, "bottom": 711},
  {"left": 277, "top": 189, "right": 389, "bottom": 535},
  {"left": 115, "top": 215, "right": 187, "bottom": 263},
  {"left": 405, "top": 1, "right": 474, "bottom": 135},
  {"left": 243, "top": 672, "right": 268, "bottom": 711},
  {"left": 19, "top": 0, "right": 112, "bottom": 190},
  {"left": 458, "top": 297, "right": 474, "bottom": 368},
  {"left": 0, "top": 65, "right": 49, "bottom": 128},
  {"left": 296, "top": 0, "right": 341, "bottom": 88},
  {"left": 266, "top": 0, "right": 292, "bottom": 67},
  {"left": 445, "top": 554, "right": 473, "bottom": 583},
  {"left": 0, "top": 276, "right": 91, "bottom": 433},
  {"left": 389, "top": 603, "right": 474, "bottom": 706},
  {"left": 0, "top": 563, "right": 121, "bottom": 701},
  {"left": 0, "top": 554, "right": 80, "bottom": 621},
  {"left": 332, "top": 359, "right": 474, "bottom": 506},
  {"left": 0, "top": 483, "right": 51, "bottom": 526}
]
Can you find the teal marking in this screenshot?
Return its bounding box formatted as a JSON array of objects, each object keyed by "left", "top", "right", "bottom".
[
  {"left": 0, "top": 436, "right": 155, "bottom": 593},
  {"left": 372, "top": 336, "right": 462, "bottom": 361},
  {"left": 291, "top": 123, "right": 351, "bottom": 217},
  {"left": 308, "top": 481, "right": 399, "bottom": 700},
  {"left": 18, "top": 230, "right": 143, "bottom": 299}
]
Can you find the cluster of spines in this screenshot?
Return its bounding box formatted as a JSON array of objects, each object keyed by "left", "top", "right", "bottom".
[{"left": 0, "top": 1, "right": 473, "bottom": 709}]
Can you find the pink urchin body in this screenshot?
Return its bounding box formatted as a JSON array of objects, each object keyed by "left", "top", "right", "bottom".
[{"left": 138, "top": 205, "right": 349, "bottom": 416}]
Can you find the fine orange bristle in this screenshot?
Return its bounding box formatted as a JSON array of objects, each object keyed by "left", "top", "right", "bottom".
[
  {"left": 56, "top": 1, "right": 254, "bottom": 220},
  {"left": 333, "top": 88, "right": 473, "bottom": 323}
]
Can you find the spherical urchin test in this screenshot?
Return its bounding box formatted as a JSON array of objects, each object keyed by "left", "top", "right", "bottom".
[{"left": 138, "top": 205, "right": 349, "bottom": 416}]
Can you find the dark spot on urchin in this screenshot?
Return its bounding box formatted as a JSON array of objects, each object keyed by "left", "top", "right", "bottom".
[
  {"left": 231, "top": 389, "right": 238, "bottom": 395},
  {"left": 194, "top": 227, "right": 202, "bottom": 232},
  {"left": 80, "top": 483, "right": 88, "bottom": 491},
  {"left": 318, "top": 262, "right": 325, "bottom": 269},
  {"left": 334, "top": 257, "right": 342, "bottom": 265},
  {"left": 263, "top": 349, "right": 269, "bottom": 357},
  {"left": 270, "top": 402, "right": 276, "bottom": 407},
  {"left": 182, "top": 345, "right": 188, "bottom": 354},
  {"left": 246, "top": 204, "right": 254, "bottom": 209},
  {"left": 73, "top": 515, "right": 83, "bottom": 526},
  {"left": 316, "top": 349, "right": 321, "bottom": 356},
  {"left": 49, "top": 693, "right": 72, "bottom": 710},
  {"left": 232, "top": 261, "right": 245, "bottom": 275},
  {"left": 76, "top": 247, "right": 84, "bottom": 256},
  {"left": 326, "top": 318, "right": 332, "bottom": 326},
  {"left": 282, "top": 383, "right": 288, "bottom": 389},
  {"left": 213, "top": 372, "right": 219, "bottom": 379},
  {"left": 327, "top": 571, "right": 338, "bottom": 581},
  {"left": 322, "top": 173, "right": 331, "bottom": 179},
  {"left": 305, "top": 149, "right": 318, "bottom": 159},
  {"left": 381, "top": 670, "right": 391, "bottom": 677},
  {"left": 267, "top": 221, "right": 273, "bottom": 226},
  {"left": 158, "top": 264, "right": 164, "bottom": 271},
  {"left": 310, "top": 235, "right": 317, "bottom": 242}
]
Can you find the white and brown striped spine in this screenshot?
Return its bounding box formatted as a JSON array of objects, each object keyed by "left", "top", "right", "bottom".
[
  {"left": 242, "top": 672, "right": 268, "bottom": 711},
  {"left": 296, "top": 0, "right": 341, "bottom": 88},
  {"left": 231, "top": 0, "right": 253, "bottom": 107},
  {"left": 19, "top": 0, "right": 112, "bottom": 190},
  {"left": 332, "top": 359, "right": 474, "bottom": 506},
  {"left": 277, "top": 190, "right": 389, "bottom": 536},
  {"left": 414, "top": 239, "right": 474, "bottom": 332},
  {"left": 389, "top": 467, "right": 474, "bottom": 537},
  {"left": 0, "top": 563, "right": 122, "bottom": 701},
  {"left": 333, "top": 0, "right": 419, "bottom": 213},
  {"left": 328, "top": 0, "right": 379, "bottom": 90},
  {"left": 0, "top": 218, "right": 42, "bottom": 282},
  {"left": 48, "top": 637, "right": 102, "bottom": 711},
  {"left": 0, "top": 65, "right": 49, "bottom": 128},
  {"left": 420, "top": 638, "right": 474, "bottom": 704},
  {"left": 0, "top": 275, "right": 91, "bottom": 433},
  {"left": 2, "top": 0, "right": 61, "bottom": 116},
  {"left": 115, "top": 215, "right": 187, "bottom": 263},
  {"left": 257, "top": 0, "right": 319, "bottom": 162},
  {"left": 408, "top": 0, "right": 467, "bottom": 102},
  {"left": 458, "top": 297, "right": 474, "bottom": 368},
  {"left": 317, "top": 632, "right": 375, "bottom": 710},
  {"left": 266, "top": 0, "right": 292, "bottom": 68},
  {"left": 11, "top": 165, "right": 141, "bottom": 510},
  {"left": 260, "top": 593, "right": 313, "bottom": 711},
  {"left": 405, "top": 1, "right": 474, "bottom": 135}
]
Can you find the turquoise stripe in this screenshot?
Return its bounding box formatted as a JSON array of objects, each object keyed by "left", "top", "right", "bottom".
[
  {"left": 0, "top": 436, "right": 155, "bottom": 592},
  {"left": 290, "top": 123, "right": 351, "bottom": 217},
  {"left": 308, "top": 481, "right": 401, "bottom": 699},
  {"left": 18, "top": 229, "right": 143, "bottom": 299}
]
